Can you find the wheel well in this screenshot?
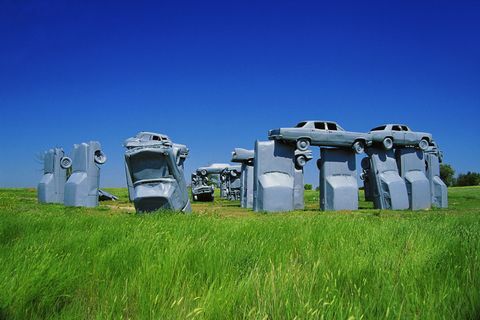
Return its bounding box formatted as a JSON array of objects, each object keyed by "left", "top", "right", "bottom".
[
  {"left": 421, "top": 136, "right": 430, "bottom": 142},
  {"left": 297, "top": 137, "right": 311, "bottom": 142},
  {"left": 354, "top": 138, "right": 366, "bottom": 144}
]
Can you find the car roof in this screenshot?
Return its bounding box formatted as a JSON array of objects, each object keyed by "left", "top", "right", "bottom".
[
  {"left": 301, "top": 120, "right": 338, "bottom": 124},
  {"left": 137, "top": 131, "right": 170, "bottom": 139},
  {"left": 381, "top": 124, "right": 409, "bottom": 127}
]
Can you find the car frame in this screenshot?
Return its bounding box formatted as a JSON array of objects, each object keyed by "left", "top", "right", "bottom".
[
  {"left": 268, "top": 120, "right": 372, "bottom": 154},
  {"left": 369, "top": 124, "right": 433, "bottom": 150}
]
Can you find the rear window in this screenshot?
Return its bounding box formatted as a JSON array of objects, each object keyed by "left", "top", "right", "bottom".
[
  {"left": 314, "top": 122, "right": 326, "bottom": 130},
  {"left": 371, "top": 126, "right": 386, "bottom": 131},
  {"left": 295, "top": 122, "right": 307, "bottom": 128},
  {"left": 327, "top": 122, "right": 338, "bottom": 130}
]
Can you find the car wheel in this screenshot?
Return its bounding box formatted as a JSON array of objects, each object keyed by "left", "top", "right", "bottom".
[
  {"left": 382, "top": 137, "right": 393, "bottom": 150},
  {"left": 296, "top": 138, "right": 310, "bottom": 151},
  {"left": 200, "top": 169, "right": 207, "bottom": 176},
  {"left": 419, "top": 139, "right": 429, "bottom": 151},
  {"left": 361, "top": 157, "right": 370, "bottom": 170},
  {"left": 360, "top": 171, "right": 366, "bottom": 180},
  {"left": 295, "top": 155, "right": 307, "bottom": 168},
  {"left": 352, "top": 141, "right": 365, "bottom": 154},
  {"left": 94, "top": 150, "right": 107, "bottom": 164},
  {"left": 60, "top": 156, "right": 72, "bottom": 169}
]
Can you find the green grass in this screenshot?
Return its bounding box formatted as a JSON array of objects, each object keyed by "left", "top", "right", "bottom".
[{"left": 0, "top": 187, "right": 479, "bottom": 319}]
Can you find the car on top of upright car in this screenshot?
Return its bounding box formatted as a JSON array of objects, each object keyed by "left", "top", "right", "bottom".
[
  {"left": 369, "top": 124, "right": 433, "bottom": 150},
  {"left": 268, "top": 120, "right": 372, "bottom": 154}
]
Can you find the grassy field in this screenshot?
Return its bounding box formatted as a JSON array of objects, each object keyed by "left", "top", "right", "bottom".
[{"left": 0, "top": 187, "right": 479, "bottom": 319}]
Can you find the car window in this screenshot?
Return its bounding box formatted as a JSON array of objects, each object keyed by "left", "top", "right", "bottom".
[
  {"left": 392, "top": 125, "right": 402, "bottom": 131},
  {"left": 327, "top": 122, "right": 338, "bottom": 130},
  {"left": 295, "top": 122, "right": 307, "bottom": 128},
  {"left": 401, "top": 126, "right": 410, "bottom": 131},
  {"left": 371, "top": 125, "right": 386, "bottom": 131},
  {"left": 314, "top": 122, "right": 326, "bottom": 130}
]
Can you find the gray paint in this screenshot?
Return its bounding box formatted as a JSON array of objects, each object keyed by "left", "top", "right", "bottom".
[
  {"left": 243, "top": 165, "right": 254, "bottom": 208},
  {"left": 38, "top": 148, "right": 69, "bottom": 204},
  {"left": 98, "top": 189, "right": 118, "bottom": 201},
  {"left": 192, "top": 163, "right": 230, "bottom": 202},
  {"left": 318, "top": 148, "right": 358, "bottom": 211},
  {"left": 425, "top": 146, "right": 448, "bottom": 208},
  {"left": 220, "top": 165, "right": 242, "bottom": 200},
  {"left": 231, "top": 148, "right": 254, "bottom": 208},
  {"left": 293, "top": 169, "right": 305, "bottom": 210},
  {"left": 64, "top": 141, "right": 106, "bottom": 207},
  {"left": 360, "top": 157, "right": 374, "bottom": 202},
  {"left": 395, "top": 148, "right": 431, "bottom": 210},
  {"left": 364, "top": 148, "right": 409, "bottom": 210},
  {"left": 124, "top": 132, "right": 191, "bottom": 213},
  {"left": 369, "top": 124, "right": 433, "bottom": 151},
  {"left": 253, "top": 140, "right": 301, "bottom": 212},
  {"left": 125, "top": 161, "right": 135, "bottom": 202},
  {"left": 293, "top": 149, "right": 313, "bottom": 210},
  {"left": 191, "top": 172, "right": 214, "bottom": 202},
  {"left": 268, "top": 120, "right": 371, "bottom": 154}
]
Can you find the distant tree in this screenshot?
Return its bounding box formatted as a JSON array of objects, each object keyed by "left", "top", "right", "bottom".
[
  {"left": 440, "top": 164, "right": 455, "bottom": 187},
  {"left": 455, "top": 172, "right": 480, "bottom": 187},
  {"left": 315, "top": 186, "right": 320, "bottom": 191},
  {"left": 304, "top": 184, "right": 313, "bottom": 190},
  {"left": 206, "top": 174, "right": 220, "bottom": 187}
]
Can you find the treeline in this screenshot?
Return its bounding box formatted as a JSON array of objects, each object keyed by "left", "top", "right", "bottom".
[
  {"left": 304, "top": 164, "right": 479, "bottom": 190},
  {"left": 440, "top": 164, "right": 480, "bottom": 187}
]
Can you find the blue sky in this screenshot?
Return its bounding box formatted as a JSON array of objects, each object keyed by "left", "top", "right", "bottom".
[{"left": 1, "top": 0, "right": 479, "bottom": 187}]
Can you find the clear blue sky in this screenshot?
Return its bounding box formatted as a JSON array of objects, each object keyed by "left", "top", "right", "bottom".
[{"left": 1, "top": 1, "right": 479, "bottom": 187}]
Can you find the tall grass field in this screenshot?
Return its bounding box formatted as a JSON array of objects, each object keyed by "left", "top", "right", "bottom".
[{"left": 0, "top": 187, "right": 479, "bottom": 319}]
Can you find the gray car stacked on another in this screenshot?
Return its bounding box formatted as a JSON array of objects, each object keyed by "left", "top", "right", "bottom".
[
  {"left": 369, "top": 124, "right": 433, "bottom": 150},
  {"left": 268, "top": 120, "right": 371, "bottom": 154}
]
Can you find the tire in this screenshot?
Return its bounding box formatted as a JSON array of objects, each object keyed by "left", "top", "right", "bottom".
[
  {"left": 296, "top": 138, "right": 310, "bottom": 151},
  {"left": 60, "top": 156, "right": 72, "bottom": 169},
  {"left": 361, "top": 157, "right": 370, "bottom": 170},
  {"left": 382, "top": 137, "right": 393, "bottom": 150},
  {"left": 295, "top": 155, "right": 307, "bottom": 168},
  {"left": 200, "top": 169, "right": 207, "bottom": 176},
  {"left": 352, "top": 141, "right": 365, "bottom": 154},
  {"left": 360, "top": 171, "right": 366, "bottom": 180},
  {"left": 94, "top": 150, "right": 107, "bottom": 164},
  {"left": 230, "top": 171, "right": 238, "bottom": 177},
  {"left": 419, "top": 139, "right": 429, "bottom": 151}
]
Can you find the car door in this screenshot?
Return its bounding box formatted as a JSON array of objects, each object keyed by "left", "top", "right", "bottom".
[
  {"left": 326, "top": 122, "right": 345, "bottom": 146},
  {"left": 313, "top": 122, "right": 328, "bottom": 145},
  {"left": 402, "top": 126, "right": 416, "bottom": 144},
  {"left": 392, "top": 125, "right": 405, "bottom": 143}
]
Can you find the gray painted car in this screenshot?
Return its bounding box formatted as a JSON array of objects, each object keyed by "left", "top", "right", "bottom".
[
  {"left": 124, "top": 131, "right": 191, "bottom": 212},
  {"left": 268, "top": 120, "right": 371, "bottom": 154},
  {"left": 369, "top": 124, "right": 433, "bottom": 150}
]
